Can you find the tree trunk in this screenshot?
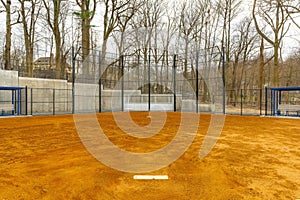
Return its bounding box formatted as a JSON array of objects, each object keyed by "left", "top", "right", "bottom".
[
  {"left": 20, "top": 0, "right": 35, "bottom": 77},
  {"left": 117, "top": 30, "right": 125, "bottom": 80},
  {"left": 257, "top": 38, "right": 265, "bottom": 107},
  {"left": 53, "top": 0, "right": 61, "bottom": 79},
  {"left": 4, "top": 0, "right": 12, "bottom": 70},
  {"left": 101, "top": 39, "right": 109, "bottom": 86},
  {"left": 81, "top": 5, "right": 91, "bottom": 76},
  {"left": 230, "top": 63, "right": 237, "bottom": 106},
  {"left": 258, "top": 38, "right": 264, "bottom": 89},
  {"left": 54, "top": 37, "right": 61, "bottom": 79},
  {"left": 184, "top": 37, "right": 188, "bottom": 79},
  {"left": 273, "top": 41, "right": 279, "bottom": 87}
]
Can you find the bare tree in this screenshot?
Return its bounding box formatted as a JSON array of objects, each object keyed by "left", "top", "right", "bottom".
[
  {"left": 18, "top": 0, "right": 41, "bottom": 77},
  {"left": 42, "top": 0, "right": 64, "bottom": 79},
  {"left": 130, "top": 0, "right": 162, "bottom": 60},
  {"left": 112, "top": 0, "right": 143, "bottom": 56},
  {"left": 1, "top": 0, "right": 13, "bottom": 70},
  {"left": 282, "top": 0, "right": 300, "bottom": 29},
  {"left": 218, "top": 0, "right": 242, "bottom": 69},
  {"left": 178, "top": 0, "right": 201, "bottom": 78},
  {"left": 74, "top": 0, "right": 97, "bottom": 65},
  {"left": 282, "top": 49, "right": 300, "bottom": 86},
  {"left": 158, "top": 2, "right": 178, "bottom": 92},
  {"left": 101, "top": 0, "right": 132, "bottom": 62},
  {"left": 229, "top": 17, "right": 260, "bottom": 104},
  {"left": 253, "top": 0, "right": 291, "bottom": 87}
]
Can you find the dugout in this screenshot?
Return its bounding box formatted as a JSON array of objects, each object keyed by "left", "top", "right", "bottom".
[
  {"left": 269, "top": 87, "right": 300, "bottom": 117},
  {"left": 0, "top": 86, "right": 26, "bottom": 116}
]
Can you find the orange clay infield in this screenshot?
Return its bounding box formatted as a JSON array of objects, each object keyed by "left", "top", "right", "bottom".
[{"left": 0, "top": 112, "right": 299, "bottom": 200}]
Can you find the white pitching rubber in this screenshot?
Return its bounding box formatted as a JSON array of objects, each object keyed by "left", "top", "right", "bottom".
[{"left": 133, "top": 175, "right": 169, "bottom": 180}]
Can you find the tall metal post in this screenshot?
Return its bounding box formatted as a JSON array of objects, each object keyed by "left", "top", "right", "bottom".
[
  {"left": 17, "top": 89, "right": 21, "bottom": 115},
  {"left": 53, "top": 89, "right": 55, "bottom": 115},
  {"left": 72, "top": 46, "right": 75, "bottom": 114},
  {"left": 25, "top": 86, "right": 28, "bottom": 115},
  {"left": 260, "top": 88, "right": 262, "bottom": 115},
  {"left": 265, "top": 87, "right": 268, "bottom": 116},
  {"left": 271, "top": 90, "right": 274, "bottom": 115},
  {"left": 148, "top": 54, "right": 151, "bottom": 111},
  {"left": 274, "top": 90, "right": 277, "bottom": 115},
  {"left": 173, "top": 55, "right": 177, "bottom": 112},
  {"left": 222, "top": 46, "right": 226, "bottom": 114},
  {"left": 121, "top": 55, "right": 125, "bottom": 112},
  {"left": 240, "top": 89, "right": 243, "bottom": 116},
  {"left": 31, "top": 88, "right": 33, "bottom": 115},
  {"left": 279, "top": 91, "right": 282, "bottom": 104},
  {"left": 196, "top": 51, "right": 199, "bottom": 113},
  {"left": 11, "top": 90, "right": 15, "bottom": 115},
  {"left": 99, "top": 51, "right": 102, "bottom": 113}
]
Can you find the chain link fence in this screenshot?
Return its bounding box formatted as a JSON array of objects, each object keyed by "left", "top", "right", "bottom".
[
  {"left": 72, "top": 47, "right": 225, "bottom": 114},
  {"left": 1, "top": 47, "right": 299, "bottom": 117},
  {"left": 27, "top": 88, "right": 72, "bottom": 116}
]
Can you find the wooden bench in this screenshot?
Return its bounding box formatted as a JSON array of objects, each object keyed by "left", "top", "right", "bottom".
[
  {"left": 278, "top": 104, "right": 300, "bottom": 116},
  {"left": 1, "top": 104, "right": 15, "bottom": 116}
]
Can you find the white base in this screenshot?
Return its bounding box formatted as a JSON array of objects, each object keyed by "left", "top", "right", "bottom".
[{"left": 133, "top": 175, "right": 169, "bottom": 180}]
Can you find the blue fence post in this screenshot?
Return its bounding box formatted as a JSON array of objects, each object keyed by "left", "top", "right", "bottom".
[
  {"left": 11, "top": 90, "right": 15, "bottom": 115},
  {"left": 265, "top": 87, "right": 268, "bottom": 116},
  {"left": 17, "top": 89, "right": 21, "bottom": 115}
]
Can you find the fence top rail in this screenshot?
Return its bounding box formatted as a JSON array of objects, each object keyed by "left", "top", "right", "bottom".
[
  {"left": 30, "top": 88, "right": 72, "bottom": 91},
  {"left": 0, "top": 86, "right": 25, "bottom": 91},
  {"left": 270, "top": 86, "right": 300, "bottom": 91}
]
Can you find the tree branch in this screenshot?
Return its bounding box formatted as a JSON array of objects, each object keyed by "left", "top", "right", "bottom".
[{"left": 252, "top": 0, "right": 274, "bottom": 46}]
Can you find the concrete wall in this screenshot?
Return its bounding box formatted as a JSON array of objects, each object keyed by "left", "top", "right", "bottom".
[
  {"left": 19, "top": 77, "right": 71, "bottom": 90},
  {"left": 0, "top": 70, "right": 18, "bottom": 86},
  {"left": 18, "top": 77, "right": 72, "bottom": 114},
  {"left": 0, "top": 70, "right": 19, "bottom": 106},
  {"left": 1, "top": 70, "right": 214, "bottom": 114},
  {"left": 75, "top": 83, "right": 99, "bottom": 113}
]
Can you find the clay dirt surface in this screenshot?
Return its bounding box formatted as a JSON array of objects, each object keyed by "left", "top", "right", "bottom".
[{"left": 0, "top": 112, "right": 299, "bottom": 199}]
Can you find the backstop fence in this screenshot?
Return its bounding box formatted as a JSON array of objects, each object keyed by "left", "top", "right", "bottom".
[
  {"left": 73, "top": 47, "right": 225, "bottom": 114},
  {"left": 1, "top": 47, "right": 300, "bottom": 116},
  {"left": 1, "top": 85, "right": 298, "bottom": 117}
]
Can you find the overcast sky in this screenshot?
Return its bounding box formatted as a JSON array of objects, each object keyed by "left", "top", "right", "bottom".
[{"left": 0, "top": 0, "right": 299, "bottom": 58}]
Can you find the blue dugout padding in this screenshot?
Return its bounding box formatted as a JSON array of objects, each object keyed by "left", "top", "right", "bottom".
[
  {"left": 0, "top": 86, "right": 25, "bottom": 116},
  {"left": 270, "top": 87, "right": 300, "bottom": 116}
]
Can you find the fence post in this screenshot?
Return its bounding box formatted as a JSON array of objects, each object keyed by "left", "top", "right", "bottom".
[
  {"left": 222, "top": 46, "right": 226, "bottom": 114},
  {"left": 17, "top": 89, "right": 21, "bottom": 115},
  {"left": 71, "top": 46, "right": 81, "bottom": 114},
  {"left": 99, "top": 51, "right": 102, "bottom": 113},
  {"left": 196, "top": 51, "right": 199, "bottom": 113},
  {"left": 25, "top": 86, "right": 28, "bottom": 115},
  {"left": 260, "top": 88, "right": 262, "bottom": 115},
  {"left": 121, "top": 55, "right": 124, "bottom": 112},
  {"left": 265, "top": 87, "right": 268, "bottom": 116},
  {"left": 240, "top": 89, "right": 243, "bottom": 116},
  {"left": 53, "top": 89, "right": 55, "bottom": 115},
  {"left": 31, "top": 88, "right": 33, "bottom": 115},
  {"left": 275, "top": 90, "right": 278, "bottom": 115},
  {"left": 173, "top": 54, "right": 177, "bottom": 112},
  {"left": 271, "top": 90, "right": 273, "bottom": 115},
  {"left": 148, "top": 54, "right": 151, "bottom": 112},
  {"left": 72, "top": 46, "right": 75, "bottom": 114},
  {"left": 12, "top": 90, "right": 15, "bottom": 115},
  {"left": 279, "top": 91, "right": 282, "bottom": 104}
]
